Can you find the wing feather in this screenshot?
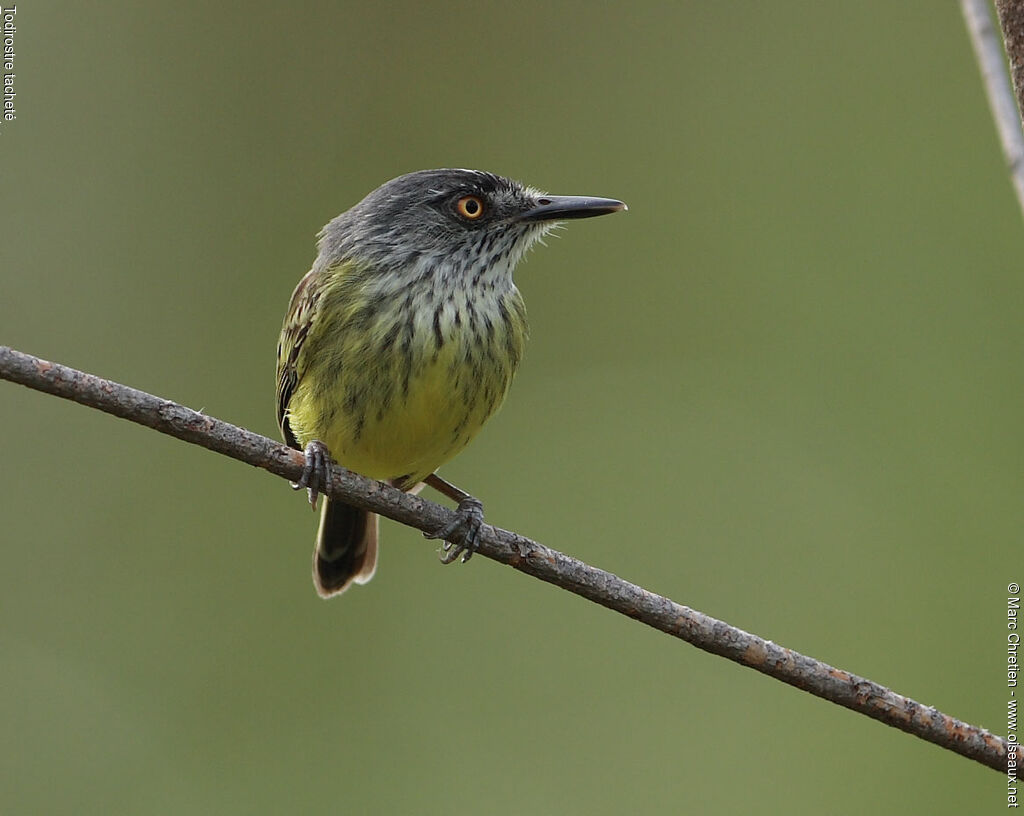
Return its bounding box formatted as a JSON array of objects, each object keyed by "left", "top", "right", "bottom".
[{"left": 276, "top": 270, "right": 324, "bottom": 449}]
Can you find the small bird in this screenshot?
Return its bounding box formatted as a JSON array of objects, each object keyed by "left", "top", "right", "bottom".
[{"left": 277, "top": 168, "right": 625, "bottom": 597}]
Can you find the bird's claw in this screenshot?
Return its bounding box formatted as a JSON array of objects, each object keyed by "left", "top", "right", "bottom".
[
  {"left": 426, "top": 496, "right": 485, "bottom": 564},
  {"left": 291, "top": 440, "right": 332, "bottom": 511}
]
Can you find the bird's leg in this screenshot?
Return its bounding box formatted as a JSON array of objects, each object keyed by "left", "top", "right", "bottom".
[
  {"left": 423, "top": 472, "right": 486, "bottom": 564},
  {"left": 291, "top": 439, "right": 332, "bottom": 511}
]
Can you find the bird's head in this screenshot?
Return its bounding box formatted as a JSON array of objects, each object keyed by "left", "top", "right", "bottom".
[{"left": 317, "top": 168, "right": 625, "bottom": 280}]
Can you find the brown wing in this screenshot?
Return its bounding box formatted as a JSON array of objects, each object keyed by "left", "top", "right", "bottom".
[{"left": 276, "top": 269, "right": 323, "bottom": 450}]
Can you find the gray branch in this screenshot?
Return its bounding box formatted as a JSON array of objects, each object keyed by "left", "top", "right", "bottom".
[
  {"left": 962, "top": 0, "right": 1024, "bottom": 220},
  {"left": 996, "top": 0, "right": 1024, "bottom": 121},
  {"left": 0, "top": 344, "right": 1011, "bottom": 775}
]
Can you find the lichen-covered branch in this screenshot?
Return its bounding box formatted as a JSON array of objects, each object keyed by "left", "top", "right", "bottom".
[
  {"left": 962, "top": 0, "right": 1024, "bottom": 220},
  {"left": 0, "top": 344, "right": 1011, "bottom": 774},
  {"left": 996, "top": 0, "right": 1024, "bottom": 117}
]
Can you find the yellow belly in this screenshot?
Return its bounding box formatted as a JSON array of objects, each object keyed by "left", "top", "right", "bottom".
[
  {"left": 325, "top": 352, "right": 498, "bottom": 484},
  {"left": 286, "top": 316, "right": 522, "bottom": 486}
]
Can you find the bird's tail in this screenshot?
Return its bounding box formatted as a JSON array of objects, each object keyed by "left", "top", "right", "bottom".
[{"left": 312, "top": 499, "right": 378, "bottom": 598}]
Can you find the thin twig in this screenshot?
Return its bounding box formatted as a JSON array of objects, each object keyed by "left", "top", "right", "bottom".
[
  {"left": 962, "top": 0, "right": 1024, "bottom": 220},
  {"left": 0, "top": 344, "right": 1011, "bottom": 774},
  {"left": 996, "top": 1, "right": 1024, "bottom": 121}
]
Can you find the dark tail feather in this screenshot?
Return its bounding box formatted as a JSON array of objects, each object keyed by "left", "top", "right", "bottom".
[{"left": 313, "top": 499, "right": 378, "bottom": 598}]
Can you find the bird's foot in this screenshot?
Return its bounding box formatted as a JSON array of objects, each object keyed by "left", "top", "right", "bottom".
[
  {"left": 426, "top": 495, "right": 485, "bottom": 564},
  {"left": 291, "top": 439, "right": 332, "bottom": 510}
]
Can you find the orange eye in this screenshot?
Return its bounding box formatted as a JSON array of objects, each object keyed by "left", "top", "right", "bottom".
[{"left": 456, "top": 195, "right": 485, "bottom": 219}]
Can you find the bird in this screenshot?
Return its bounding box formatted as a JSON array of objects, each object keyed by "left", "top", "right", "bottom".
[{"left": 276, "top": 168, "right": 625, "bottom": 597}]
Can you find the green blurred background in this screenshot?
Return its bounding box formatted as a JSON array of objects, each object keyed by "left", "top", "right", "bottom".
[{"left": 1, "top": 1, "right": 1019, "bottom": 813}]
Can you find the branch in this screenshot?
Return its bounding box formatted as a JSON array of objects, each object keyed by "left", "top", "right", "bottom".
[
  {"left": 962, "top": 0, "right": 1024, "bottom": 220},
  {"left": 996, "top": 0, "right": 1024, "bottom": 120},
  {"left": 0, "top": 344, "right": 1011, "bottom": 775}
]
